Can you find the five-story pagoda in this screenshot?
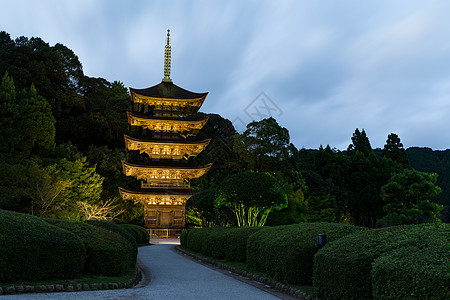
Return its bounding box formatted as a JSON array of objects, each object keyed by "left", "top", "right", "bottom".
[{"left": 119, "top": 30, "right": 212, "bottom": 235}]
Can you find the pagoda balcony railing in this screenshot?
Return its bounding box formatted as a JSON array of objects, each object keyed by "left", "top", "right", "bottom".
[
  {"left": 148, "top": 154, "right": 183, "bottom": 160},
  {"left": 148, "top": 228, "right": 183, "bottom": 239},
  {"left": 141, "top": 181, "right": 190, "bottom": 189}
]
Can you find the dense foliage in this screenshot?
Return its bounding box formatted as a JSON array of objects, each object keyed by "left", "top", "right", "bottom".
[
  {"left": 185, "top": 188, "right": 234, "bottom": 227},
  {"left": 381, "top": 168, "right": 442, "bottom": 225},
  {"left": 407, "top": 147, "right": 450, "bottom": 221},
  {"left": 216, "top": 171, "right": 288, "bottom": 226},
  {"left": 85, "top": 220, "right": 138, "bottom": 267},
  {"left": 246, "top": 223, "right": 367, "bottom": 284},
  {"left": 312, "top": 223, "right": 450, "bottom": 299},
  {"left": 182, "top": 227, "right": 263, "bottom": 262},
  {"left": 44, "top": 219, "right": 131, "bottom": 276},
  {"left": 0, "top": 209, "right": 85, "bottom": 282},
  {"left": 371, "top": 245, "right": 450, "bottom": 299},
  {"left": 0, "top": 31, "right": 142, "bottom": 223},
  {"left": 119, "top": 223, "right": 150, "bottom": 244}
]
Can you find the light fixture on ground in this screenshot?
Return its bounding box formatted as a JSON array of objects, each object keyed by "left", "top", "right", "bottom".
[{"left": 317, "top": 234, "right": 327, "bottom": 249}]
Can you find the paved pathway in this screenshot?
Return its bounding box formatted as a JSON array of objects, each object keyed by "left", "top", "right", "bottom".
[{"left": 2, "top": 243, "right": 280, "bottom": 299}]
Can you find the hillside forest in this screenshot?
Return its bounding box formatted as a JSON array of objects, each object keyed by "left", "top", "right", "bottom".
[{"left": 0, "top": 31, "right": 448, "bottom": 227}]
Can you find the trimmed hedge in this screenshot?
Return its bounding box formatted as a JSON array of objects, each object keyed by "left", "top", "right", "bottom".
[
  {"left": 224, "top": 227, "right": 263, "bottom": 262},
  {"left": 45, "top": 219, "right": 131, "bottom": 276},
  {"left": 185, "top": 227, "right": 207, "bottom": 252},
  {"left": 0, "top": 209, "right": 85, "bottom": 282},
  {"left": 372, "top": 244, "right": 450, "bottom": 299},
  {"left": 202, "top": 228, "right": 229, "bottom": 258},
  {"left": 183, "top": 227, "right": 264, "bottom": 262},
  {"left": 313, "top": 223, "right": 450, "bottom": 300},
  {"left": 247, "top": 223, "right": 367, "bottom": 284},
  {"left": 180, "top": 229, "right": 188, "bottom": 247},
  {"left": 119, "top": 224, "right": 149, "bottom": 244},
  {"left": 85, "top": 220, "right": 138, "bottom": 267}
]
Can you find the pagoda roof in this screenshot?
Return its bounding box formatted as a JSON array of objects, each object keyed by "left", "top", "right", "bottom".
[
  {"left": 122, "top": 160, "right": 212, "bottom": 181},
  {"left": 124, "top": 135, "right": 211, "bottom": 145},
  {"left": 122, "top": 160, "right": 212, "bottom": 170},
  {"left": 127, "top": 111, "right": 208, "bottom": 122},
  {"left": 130, "top": 81, "right": 208, "bottom": 100},
  {"left": 118, "top": 187, "right": 193, "bottom": 196}
]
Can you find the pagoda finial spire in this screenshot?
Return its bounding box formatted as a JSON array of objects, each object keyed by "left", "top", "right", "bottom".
[{"left": 162, "top": 29, "right": 172, "bottom": 82}]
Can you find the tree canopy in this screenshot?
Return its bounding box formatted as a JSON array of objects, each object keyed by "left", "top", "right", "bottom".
[
  {"left": 382, "top": 133, "right": 409, "bottom": 167},
  {"left": 0, "top": 73, "right": 55, "bottom": 157},
  {"left": 233, "top": 117, "right": 295, "bottom": 171},
  {"left": 381, "top": 169, "right": 442, "bottom": 226},
  {"left": 215, "top": 171, "right": 288, "bottom": 226}
]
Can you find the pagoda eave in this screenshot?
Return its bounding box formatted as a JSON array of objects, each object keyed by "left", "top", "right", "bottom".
[
  {"left": 124, "top": 135, "right": 211, "bottom": 145},
  {"left": 118, "top": 187, "right": 193, "bottom": 206},
  {"left": 124, "top": 135, "right": 211, "bottom": 159},
  {"left": 121, "top": 161, "right": 213, "bottom": 181},
  {"left": 127, "top": 111, "right": 209, "bottom": 122},
  {"left": 129, "top": 81, "right": 208, "bottom": 100}
]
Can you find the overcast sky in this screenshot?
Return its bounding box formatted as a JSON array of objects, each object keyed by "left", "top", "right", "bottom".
[{"left": 2, "top": 0, "right": 450, "bottom": 150}]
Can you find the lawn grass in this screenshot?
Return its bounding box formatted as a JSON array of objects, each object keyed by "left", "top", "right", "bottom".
[
  {"left": 178, "top": 246, "right": 319, "bottom": 298},
  {"left": 0, "top": 266, "right": 138, "bottom": 290}
]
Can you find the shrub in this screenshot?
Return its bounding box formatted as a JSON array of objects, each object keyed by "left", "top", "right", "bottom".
[
  {"left": 313, "top": 223, "right": 450, "bottom": 300},
  {"left": 184, "top": 227, "right": 264, "bottom": 261},
  {"left": 224, "top": 227, "right": 263, "bottom": 262},
  {"left": 45, "top": 219, "right": 130, "bottom": 276},
  {"left": 0, "top": 209, "right": 85, "bottom": 282},
  {"left": 119, "top": 224, "right": 149, "bottom": 244},
  {"left": 247, "top": 225, "right": 286, "bottom": 274},
  {"left": 247, "top": 222, "right": 368, "bottom": 284},
  {"left": 185, "top": 227, "right": 207, "bottom": 252},
  {"left": 202, "top": 228, "right": 229, "bottom": 258},
  {"left": 180, "top": 229, "right": 188, "bottom": 247},
  {"left": 85, "top": 220, "right": 138, "bottom": 267},
  {"left": 372, "top": 244, "right": 450, "bottom": 299}
]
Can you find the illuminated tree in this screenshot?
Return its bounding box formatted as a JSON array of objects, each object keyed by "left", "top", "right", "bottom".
[{"left": 215, "top": 171, "right": 287, "bottom": 226}]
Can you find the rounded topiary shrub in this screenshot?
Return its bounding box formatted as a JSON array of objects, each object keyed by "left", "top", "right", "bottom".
[
  {"left": 372, "top": 244, "right": 450, "bottom": 299},
  {"left": 45, "top": 219, "right": 131, "bottom": 276},
  {"left": 85, "top": 220, "right": 138, "bottom": 267},
  {"left": 313, "top": 223, "right": 450, "bottom": 300},
  {"left": 119, "top": 224, "right": 149, "bottom": 244},
  {"left": 247, "top": 222, "right": 367, "bottom": 284},
  {"left": 0, "top": 209, "right": 85, "bottom": 282}
]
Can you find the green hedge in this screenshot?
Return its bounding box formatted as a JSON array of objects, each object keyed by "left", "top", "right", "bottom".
[
  {"left": 313, "top": 223, "right": 450, "bottom": 300},
  {"left": 183, "top": 227, "right": 264, "bottom": 262},
  {"left": 85, "top": 220, "right": 138, "bottom": 267},
  {"left": 224, "top": 227, "right": 263, "bottom": 262},
  {"left": 185, "top": 227, "right": 208, "bottom": 252},
  {"left": 45, "top": 219, "right": 130, "bottom": 276},
  {"left": 203, "top": 228, "right": 229, "bottom": 258},
  {"left": 247, "top": 223, "right": 367, "bottom": 284},
  {"left": 119, "top": 224, "right": 149, "bottom": 244},
  {"left": 0, "top": 210, "right": 85, "bottom": 282},
  {"left": 372, "top": 244, "right": 450, "bottom": 299},
  {"left": 180, "top": 229, "right": 188, "bottom": 247}
]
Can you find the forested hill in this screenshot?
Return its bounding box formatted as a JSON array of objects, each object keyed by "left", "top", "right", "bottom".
[{"left": 406, "top": 147, "right": 450, "bottom": 217}]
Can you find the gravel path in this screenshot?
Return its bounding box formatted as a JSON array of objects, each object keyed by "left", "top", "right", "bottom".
[{"left": 1, "top": 244, "right": 280, "bottom": 299}]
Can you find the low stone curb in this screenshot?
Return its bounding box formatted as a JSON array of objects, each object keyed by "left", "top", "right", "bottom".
[
  {"left": 0, "top": 268, "right": 142, "bottom": 296},
  {"left": 176, "top": 247, "right": 320, "bottom": 300}
]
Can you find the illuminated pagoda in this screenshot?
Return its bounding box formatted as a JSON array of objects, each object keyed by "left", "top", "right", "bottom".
[{"left": 119, "top": 30, "right": 212, "bottom": 234}]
